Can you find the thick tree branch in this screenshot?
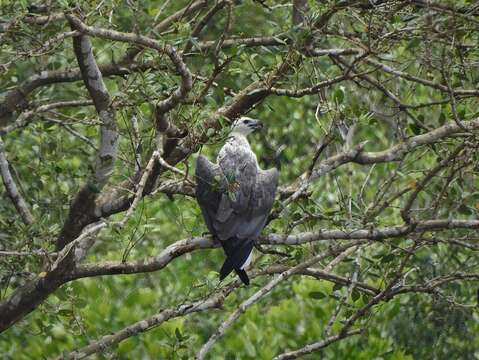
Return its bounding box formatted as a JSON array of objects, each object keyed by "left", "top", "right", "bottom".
[
  {"left": 71, "top": 218, "right": 479, "bottom": 280},
  {"left": 1, "top": 216, "right": 475, "bottom": 334},
  {"left": 264, "top": 219, "right": 479, "bottom": 245},
  {"left": 0, "top": 222, "right": 105, "bottom": 334},
  {"left": 70, "top": 32, "right": 118, "bottom": 187},
  {"left": 55, "top": 28, "right": 118, "bottom": 252}
]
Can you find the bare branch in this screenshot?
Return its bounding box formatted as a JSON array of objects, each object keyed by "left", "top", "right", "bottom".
[
  {"left": 196, "top": 245, "right": 360, "bottom": 359},
  {"left": 285, "top": 117, "right": 479, "bottom": 206},
  {"left": 0, "top": 99, "right": 93, "bottom": 135},
  {"left": 0, "top": 61, "right": 157, "bottom": 127},
  {"left": 0, "top": 137, "right": 33, "bottom": 224},
  {"left": 55, "top": 28, "right": 119, "bottom": 252},
  {"left": 273, "top": 330, "right": 362, "bottom": 360},
  {"left": 62, "top": 292, "right": 226, "bottom": 360},
  {"left": 264, "top": 219, "right": 479, "bottom": 245},
  {"left": 69, "top": 30, "right": 118, "bottom": 187},
  {"left": 71, "top": 218, "right": 479, "bottom": 280},
  {"left": 363, "top": 57, "right": 479, "bottom": 97},
  {"left": 65, "top": 15, "right": 192, "bottom": 115},
  {"left": 0, "top": 222, "right": 104, "bottom": 333}
]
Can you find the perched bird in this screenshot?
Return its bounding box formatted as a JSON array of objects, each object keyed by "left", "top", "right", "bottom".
[{"left": 195, "top": 117, "right": 279, "bottom": 285}]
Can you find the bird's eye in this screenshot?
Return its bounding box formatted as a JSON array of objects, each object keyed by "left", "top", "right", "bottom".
[{"left": 243, "top": 120, "right": 250, "bottom": 124}]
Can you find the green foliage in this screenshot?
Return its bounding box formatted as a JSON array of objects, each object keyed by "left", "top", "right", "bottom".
[{"left": 1, "top": 0, "right": 479, "bottom": 359}]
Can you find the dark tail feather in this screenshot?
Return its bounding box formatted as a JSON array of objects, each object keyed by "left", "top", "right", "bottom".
[
  {"left": 234, "top": 269, "right": 250, "bottom": 285},
  {"left": 219, "top": 239, "right": 253, "bottom": 285}
]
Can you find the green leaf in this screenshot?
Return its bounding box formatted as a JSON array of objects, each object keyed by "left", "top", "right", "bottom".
[
  {"left": 381, "top": 253, "right": 395, "bottom": 263},
  {"left": 438, "top": 112, "right": 447, "bottom": 125},
  {"left": 55, "top": 289, "right": 69, "bottom": 301},
  {"left": 175, "top": 328, "right": 183, "bottom": 341},
  {"left": 206, "top": 128, "right": 215, "bottom": 137},
  {"left": 334, "top": 88, "right": 344, "bottom": 104},
  {"left": 458, "top": 204, "right": 471, "bottom": 215},
  {"left": 308, "top": 291, "right": 326, "bottom": 300},
  {"left": 409, "top": 123, "right": 421, "bottom": 135},
  {"left": 407, "top": 38, "right": 420, "bottom": 50},
  {"left": 292, "top": 211, "right": 302, "bottom": 221},
  {"left": 362, "top": 293, "right": 372, "bottom": 304},
  {"left": 75, "top": 298, "right": 88, "bottom": 309},
  {"left": 57, "top": 309, "right": 73, "bottom": 317},
  {"left": 351, "top": 289, "right": 361, "bottom": 302}
]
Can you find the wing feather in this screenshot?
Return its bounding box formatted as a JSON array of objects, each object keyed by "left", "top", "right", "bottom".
[
  {"left": 242, "top": 168, "right": 279, "bottom": 239},
  {"left": 195, "top": 155, "right": 224, "bottom": 235},
  {"left": 211, "top": 144, "right": 258, "bottom": 240},
  {"left": 196, "top": 145, "right": 279, "bottom": 285}
]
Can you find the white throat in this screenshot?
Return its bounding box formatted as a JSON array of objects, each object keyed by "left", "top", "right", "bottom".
[{"left": 230, "top": 128, "right": 253, "bottom": 137}]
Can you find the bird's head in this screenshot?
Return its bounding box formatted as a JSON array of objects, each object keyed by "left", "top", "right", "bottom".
[{"left": 231, "top": 117, "right": 263, "bottom": 136}]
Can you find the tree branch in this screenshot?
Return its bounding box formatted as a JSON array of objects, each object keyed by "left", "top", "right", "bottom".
[
  {"left": 55, "top": 28, "right": 118, "bottom": 252},
  {"left": 0, "top": 137, "right": 33, "bottom": 224},
  {"left": 196, "top": 244, "right": 360, "bottom": 359},
  {"left": 70, "top": 218, "right": 479, "bottom": 280},
  {"left": 273, "top": 330, "right": 362, "bottom": 360}
]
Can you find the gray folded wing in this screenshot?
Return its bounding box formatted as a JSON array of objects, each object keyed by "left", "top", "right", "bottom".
[
  {"left": 236, "top": 167, "right": 279, "bottom": 239},
  {"left": 195, "top": 155, "right": 224, "bottom": 235},
  {"left": 195, "top": 155, "right": 278, "bottom": 241}
]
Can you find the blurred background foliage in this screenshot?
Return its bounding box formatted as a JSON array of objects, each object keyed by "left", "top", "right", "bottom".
[{"left": 1, "top": 0, "right": 478, "bottom": 359}]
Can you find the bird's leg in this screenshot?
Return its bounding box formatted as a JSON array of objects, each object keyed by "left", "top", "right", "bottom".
[{"left": 201, "top": 232, "right": 222, "bottom": 246}]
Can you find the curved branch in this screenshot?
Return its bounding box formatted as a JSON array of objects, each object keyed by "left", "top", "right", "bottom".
[
  {"left": 0, "top": 60, "right": 159, "bottom": 126},
  {"left": 286, "top": 117, "right": 479, "bottom": 205},
  {"left": 354, "top": 118, "right": 479, "bottom": 164},
  {"left": 72, "top": 236, "right": 216, "bottom": 279},
  {"left": 71, "top": 218, "right": 479, "bottom": 280},
  {"left": 65, "top": 15, "right": 192, "bottom": 114},
  {"left": 0, "top": 100, "right": 93, "bottom": 135},
  {"left": 364, "top": 57, "right": 479, "bottom": 96}
]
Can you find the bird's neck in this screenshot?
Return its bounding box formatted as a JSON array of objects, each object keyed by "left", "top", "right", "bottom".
[
  {"left": 229, "top": 132, "right": 251, "bottom": 146},
  {"left": 227, "top": 132, "right": 258, "bottom": 167}
]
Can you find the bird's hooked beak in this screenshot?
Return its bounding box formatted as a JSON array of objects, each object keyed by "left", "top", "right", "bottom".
[{"left": 249, "top": 119, "right": 263, "bottom": 131}]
